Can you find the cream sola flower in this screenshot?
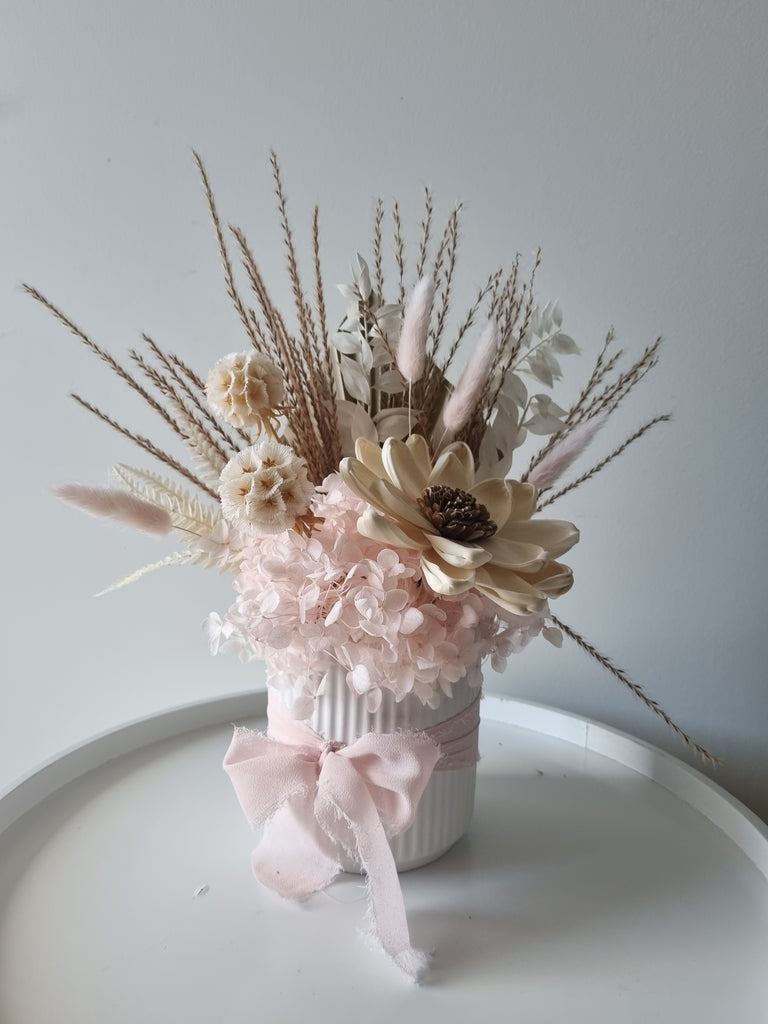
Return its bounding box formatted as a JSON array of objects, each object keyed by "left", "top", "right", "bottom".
[{"left": 341, "top": 435, "right": 579, "bottom": 616}]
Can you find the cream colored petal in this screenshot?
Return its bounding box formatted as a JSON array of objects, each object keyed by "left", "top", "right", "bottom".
[
  {"left": 477, "top": 559, "right": 574, "bottom": 603},
  {"left": 405, "top": 433, "right": 432, "bottom": 479},
  {"left": 522, "top": 560, "right": 575, "bottom": 597},
  {"left": 340, "top": 456, "right": 385, "bottom": 500},
  {"left": 497, "top": 519, "right": 579, "bottom": 559},
  {"left": 469, "top": 477, "right": 513, "bottom": 528},
  {"left": 354, "top": 437, "right": 385, "bottom": 476},
  {"left": 382, "top": 437, "right": 429, "bottom": 498},
  {"left": 474, "top": 581, "right": 548, "bottom": 616},
  {"left": 425, "top": 533, "right": 493, "bottom": 569},
  {"left": 429, "top": 442, "right": 475, "bottom": 490},
  {"left": 369, "top": 478, "right": 434, "bottom": 530},
  {"left": 481, "top": 536, "right": 547, "bottom": 570},
  {"left": 506, "top": 480, "right": 538, "bottom": 520},
  {"left": 474, "top": 564, "right": 550, "bottom": 613},
  {"left": 420, "top": 550, "right": 477, "bottom": 596},
  {"left": 356, "top": 508, "right": 430, "bottom": 550}
]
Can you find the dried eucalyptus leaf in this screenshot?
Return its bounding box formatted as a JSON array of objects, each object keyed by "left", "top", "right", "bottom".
[
  {"left": 525, "top": 353, "right": 554, "bottom": 387},
  {"left": 527, "top": 348, "right": 564, "bottom": 385},
  {"left": 489, "top": 403, "right": 520, "bottom": 437},
  {"left": 550, "top": 332, "right": 579, "bottom": 355},
  {"left": 336, "top": 400, "right": 377, "bottom": 452},
  {"left": 374, "top": 408, "right": 411, "bottom": 441},
  {"left": 371, "top": 341, "right": 395, "bottom": 368},
  {"left": 357, "top": 336, "right": 374, "bottom": 374},
  {"left": 541, "top": 349, "right": 563, "bottom": 376},
  {"left": 353, "top": 255, "right": 372, "bottom": 301},
  {"left": 540, "top": 301, "right": 556, "bottom": 336},
  {"left": 339, "top": 354, "right": 371, "bottom": 403},
  {"left": 331, "top": 331, "right": 363, "bottom": 355},
  {"left": 524, "top": 412, "right": 565, "bottom": 435},
  {"left": 505, "top": 372, "right": 528, "bottom": 408},
  {"left": 337, "top": 283, "right": 359, "bottom": 303},
  {"left": 375, "top": 303, "right": 402, "bottom": 321},
  {"left": 531, "top": 394, "right": 567, "bottom": 417},
  {"left": 477, "top": 427, "right": 515, "bottom": 478},
  {"left": 374, "top": 368, "right": 407, "bottom": 394}
]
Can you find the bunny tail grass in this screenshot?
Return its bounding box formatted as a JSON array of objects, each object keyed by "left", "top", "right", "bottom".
[
  {"left": 441, "top": 319, "right": 498, "bottom": 434},
  {"left": 396, "top": 277, "right": 434, "bottom": 384},
  {"left": 52, "top": 484, "right": 173, "bottom": 537},
  {"left": 528, "top": 412, "right": 608, "bottom": 489}
]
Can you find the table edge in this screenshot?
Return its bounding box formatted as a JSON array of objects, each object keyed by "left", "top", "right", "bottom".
[{"left": 2, "top": 690, "right": 766, "bottom": 880}]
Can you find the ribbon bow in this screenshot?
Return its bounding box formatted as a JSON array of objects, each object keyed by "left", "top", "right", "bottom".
[{"left": 223, "top": 703, "right": 441, "bottom": 980}]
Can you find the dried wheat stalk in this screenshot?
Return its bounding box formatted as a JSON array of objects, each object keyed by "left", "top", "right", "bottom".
[
  {"left": 70, "top": 395, "right": 217, "bottom": 499},
  {"left": 539, "top": 414, "right": 672, "bottom": 509},
  {"left": 551, "top": 615, "right": 719, "bottom": 764}
]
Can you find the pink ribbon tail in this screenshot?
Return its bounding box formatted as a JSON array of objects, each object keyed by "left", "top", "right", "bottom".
[
  {"left": 314, "top": 747, "right": 432, "bottom": 979},
  {"left": 223, "top": 719, "right": 440, "bottom": 980}
]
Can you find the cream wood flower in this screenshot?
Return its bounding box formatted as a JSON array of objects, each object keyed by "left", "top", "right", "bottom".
[{"left": 340, "top": 435, "right": 579, "bottom": 615}]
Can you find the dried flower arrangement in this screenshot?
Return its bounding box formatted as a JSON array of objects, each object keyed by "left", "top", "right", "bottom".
[
  {"left": 26, "top": 152, "right": 722, "bottom": 980},
  {"left": 26, "top": 151, "right": 709, "bottom": 761}
]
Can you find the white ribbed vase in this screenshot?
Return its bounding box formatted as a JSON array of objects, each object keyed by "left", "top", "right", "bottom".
[{"left": 268, "top": 667, "right": 479, "bottom": 872}]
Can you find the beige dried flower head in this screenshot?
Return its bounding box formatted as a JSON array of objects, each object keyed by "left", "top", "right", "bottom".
[
  {"left": 219, "top": 441, "right": 315, "bottom": 536},
  {"left": 341, "top": 434, "right": 579, "bottom": 615},
  {"left": 206, "top": 351, "right": 285, "bottom": 432}
]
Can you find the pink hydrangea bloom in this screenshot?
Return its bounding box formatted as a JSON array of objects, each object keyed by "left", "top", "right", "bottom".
[{"left": 207, "top": 474, "right": 547, "bottom": 714}]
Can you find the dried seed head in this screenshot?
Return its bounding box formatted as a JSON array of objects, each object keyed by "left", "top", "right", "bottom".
[{"left": 417, "top": 485, "right": 498, "bottom": 542}]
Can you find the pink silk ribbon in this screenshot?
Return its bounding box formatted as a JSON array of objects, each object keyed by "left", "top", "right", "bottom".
[{"left": 223, "top": 699, "right": 446, "bottom": 980}]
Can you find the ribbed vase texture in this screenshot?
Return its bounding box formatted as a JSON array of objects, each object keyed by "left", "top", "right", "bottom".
[{"left": 270, "top": 666, "right": 478, "bottom": 872}]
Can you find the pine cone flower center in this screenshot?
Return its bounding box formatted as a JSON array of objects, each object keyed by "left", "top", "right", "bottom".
[{"left": 417, "top": 485, "right": 498, "bottom": 542}]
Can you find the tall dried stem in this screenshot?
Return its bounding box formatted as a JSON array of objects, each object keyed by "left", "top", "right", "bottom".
[
  {"left": 551, "top": 615, "right": 719, "bottom": 764},
  {"left": 539, "top": 414, "right": 671, "bottom": 508},
  {"left": 372, "top": 198, "right": 384, "bottom": 301},
  {"left": 70, "top": 395, "right": 217, "bottom": 499},
  {"left": 194, "top": 151, "right": 263, "bottom": 354}
]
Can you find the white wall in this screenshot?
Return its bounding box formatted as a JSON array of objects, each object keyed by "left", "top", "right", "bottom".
[{"left": 2, "top": 1, "right": 766, "bottom": 818}]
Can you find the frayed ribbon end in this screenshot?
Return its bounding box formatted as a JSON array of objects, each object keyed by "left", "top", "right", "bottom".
[{"left": 393, "top": 946, "right": 431, "bottom": 983}]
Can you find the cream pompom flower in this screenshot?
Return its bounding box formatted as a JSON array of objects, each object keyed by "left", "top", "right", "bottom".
[
  {"left": 219, "top": 441, "right": 316, "bottom": 536},
  {"left": 340, "top": 435, "right": 579, "bottom": 615},
  {"left": 206, "top": 351, "right": 285, "bottom": 431}
]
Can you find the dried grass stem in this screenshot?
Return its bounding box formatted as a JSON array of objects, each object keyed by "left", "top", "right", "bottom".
[{"left": 551, "top": 614, "right": 719, "bottom": 764}]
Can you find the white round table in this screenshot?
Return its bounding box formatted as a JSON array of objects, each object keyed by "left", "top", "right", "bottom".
[{"left": 1, "top": 694, "right": 766, "bottom": 1022}]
